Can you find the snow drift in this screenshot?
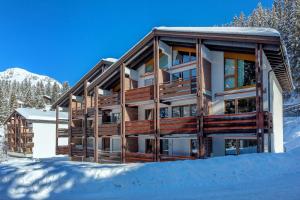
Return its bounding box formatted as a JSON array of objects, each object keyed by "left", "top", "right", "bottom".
[{"left": 0, "top": 148, "right": 300, "bottom": 200}]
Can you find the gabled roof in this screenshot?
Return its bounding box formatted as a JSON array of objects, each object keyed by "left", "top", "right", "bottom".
[
  {"left": 88, "top": 26, "right": 294, "bottom": 92},
  {"left": 4, "top": 108, "right": 68, "bottom": 124},
  {"left": 51, "top": 58, "right": 117, "bottom": 108}
]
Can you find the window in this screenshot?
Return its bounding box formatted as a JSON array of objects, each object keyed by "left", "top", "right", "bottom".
[
  {"left": 172, "top": 104, "right": 197, "bottom": 118},
  {"left": 159, "top": 53, "right": 169, "bottom": 69},
  {"left": 171, "top": 69, "right": 197, "bottom": 94},
  {"left": 172, "top": 47, "right": 196, "bottom": 66},
  {"left": 145, "top": 60, "right": 153, "bottom": 73},
  {"left": 224, "top": 53, "right": 255, "bottom": 90},
  {"left": 145, "top": 109, "right": 153, "bottom": 120},
  {"left": 102, "top": 138, "right": 110, "bottom": 151},
  {"left": 160, "top": 139, "right": 169, "bottom": 155},
  {"left": 111, "top": 113, "right": 120, "bottom": 123},
  {"left": 144, "top": 78, "right": 154, "bottom": 86},
  {"left": 225, "top": 97, "right": 256, "bottom": 114},
  {"left": 160, "top": 107, "right": 168, "bottom": 118},
  {"left": 145, "top": 139, "right": 154, "bottom": 153}
]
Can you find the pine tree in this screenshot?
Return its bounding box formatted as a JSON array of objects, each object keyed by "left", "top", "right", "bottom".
[
  {"left": 61, "top": 81, "right": 70, "bottom": 94},
  {"left": 51, "top": 82, "right": 60, "bottom": 103}
]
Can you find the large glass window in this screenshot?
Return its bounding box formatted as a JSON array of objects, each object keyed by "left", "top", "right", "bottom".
[
  {"left": 145, "top": 61, "right": 153, "bottom": 73},
  {"left": 159, "top": 53, "right": 169, "bottom": 69},
  {"left": 160, "top": 139, "right": 169, "bottom": 155},
  {"left": 111, "top": 113, "right": 120, "bottom": 123},
  {"left": 190, "top": 139, "right": 198, "bottom": 157},
  {"left": 172, "top": 48, "right": 196, "bottom": 66},
  {"left": 160, "top": 107, "right": 168, "bottom": 118},
  {"left": 224, "top": 53, "right": 255, "bottom": 90},
  {"left": 145, "top": 109, "right": 153, "bottom": 120},
  {"left": 225, "top": 97, "right": 256, "bottom": 114},
  {"left": 145, "top": 139, "right": 154, "bottom": 153},
  {"left": 237, "top": 60, "right": 255, "bottom": 87},
  {"left": 172, "top": 104, "right": 197, "bottom": 118}
]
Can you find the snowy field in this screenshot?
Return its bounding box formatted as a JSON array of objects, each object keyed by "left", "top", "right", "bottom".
[
  {"left": 0, "top": 118, "right": 299, "bottom": 200},
  {"left": 284, "top": 117, "right": 300, "bottom": 151}
]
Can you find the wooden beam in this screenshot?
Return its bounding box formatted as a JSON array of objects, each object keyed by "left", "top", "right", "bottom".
[
  {"left": 153, "top": 36, "right": 160, "bottom": 161},
  {"left": 255, "top": 44, "right": 264, "bottom": 153},
  {"left": 55, "top": 106, "right": 59, "bottom": 154},
  {"left": 196, "top": 39, "right": 205, "bottom": 158},
  {"left": 120, "top": 63, "right": 126, "bottom": 163},
  {"left": 68, "top": 93, "right": 73, "bottom": 158},
  {"left": 94, "top": 86, "right": 99, "bottom": 163},
  {"left": 83, "top": 80, "right": 88, "bottom": 159}
]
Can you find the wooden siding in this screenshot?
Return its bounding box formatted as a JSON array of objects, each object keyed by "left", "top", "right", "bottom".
[
  {"left": 160, "top": 116, "right": 198, "bottom": 135},
  {"left": 125, "top": 120, "right": 155, "bottom": 135},
  {"left": 159, "top": 79, "right": 196, "bottom": 99},
  {"left": 99, "top": 123, "right": 120, "bottom": 136},
  {"left": 125, "top": 85, "right": 154, "bottom": 103}
]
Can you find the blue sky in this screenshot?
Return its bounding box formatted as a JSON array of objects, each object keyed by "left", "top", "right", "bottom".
[{"left": 0, "top": 0, "right": 273, "bottom": 85}]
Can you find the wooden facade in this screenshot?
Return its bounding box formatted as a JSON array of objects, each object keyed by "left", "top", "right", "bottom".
[{"left": 52, "top": 27, "right": 292, "bottom": 163}]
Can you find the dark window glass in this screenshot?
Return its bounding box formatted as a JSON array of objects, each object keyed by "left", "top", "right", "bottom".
[
  {"left": 160, "top": 107, "right": 168, "bottom": 118},
  {"left": 182, "top": 51, "right": 190, "bottom": 63},
  {"left": 172, "top": 72, "right": 181, "bottom": 81},
  {"left": 159, "top": 53, "right": 169, "bottom": 69},
  {"left": 224, "top": 58, "right": 236, "bottom": 89},
  {"left": 160, "top": 139, "right": 169, "bottom": 155},
  {"left": 238, "top": 60, "right": 255, "bottom": 87},
  {"left": 145, "top": 63, "right": 153, "bottom": 73},
  {"left": 183, "top": 106, "right": 190, "bottom": 117},
  {"left": 145, "top": 139, "right": 154, "bottom": 153},
  {"left": 190, "top": 104, "right": 197, "bottom": 116},
  {"left": 225, "top": 99, "right": 235, "bottom": 114},
  {"left": 182, "top": 70, "right": 190, "bottom": 80},
  {"left": 172, "top": 106, "right": 181, "bottom": 118},
  {"left": 145, "top": 109, "right": 153, "bottom": 120},
  {"left": 190, "top": 52, "right": 196, "bottom": 62},
  {"left": 102, "top": 138, "right": 110, "bottom": 151},
  {"left": 111, "top": 113, "right": 120, "bottom": 123},
  {"left": 238, "top": 97, "right": 256, "bottom": 113}
]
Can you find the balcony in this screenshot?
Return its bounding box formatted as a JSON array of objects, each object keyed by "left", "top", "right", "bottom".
[
  {"left": 71, "top": 127, "right": 84, "bottom": 136},
  {"left": 125, "top": 85, "right": 154, "bottom": 103},
  {"left": 99, "top": 123, "right": 120, "bottom": 136},
  {"left": 98, "top": 93, "right": 120, "bottom": 108},
  {"left": 57, "top": 128, "right": 68, "bottom": 137},
  {"left": 203, "top": 112, "right": 272, "bottom": 134},
  {"left": 125, "top": 152, "right": 155, "bottom": 163},
  {"left": 56, "top": 146, "right": 69, "bottom": 155},
  {"left": 160, "top": 79, "right": 196, "bottom": 99},
  {"left": 125, "top": 120, "right": 154, "bottom": 135},
  {"left": 160, "top": 116, "right": 198, "bottom": 135},
  {"left": 99, "top": 151, "right": 121, "bottom": 163}
]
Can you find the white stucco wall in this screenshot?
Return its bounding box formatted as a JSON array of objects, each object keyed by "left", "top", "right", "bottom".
[{"left": 32, "top": 122, "right": 56, "bottom": 158}]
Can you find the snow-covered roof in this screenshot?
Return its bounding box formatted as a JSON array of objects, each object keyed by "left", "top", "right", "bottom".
[
  {"left": 154, "top": 27, "right": 280, "bottom": 37},
  {"left": 16, "top": 108, "right": 68, "bottom": 122},
  {"left": 103, "top": 58, "right": 118, "bottom": 63}
]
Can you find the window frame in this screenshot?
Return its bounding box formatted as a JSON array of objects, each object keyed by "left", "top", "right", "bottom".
[
  {"left": 224, "top": 97, "right": 256, "bottom": 114},
  {"left": 172, "top": 46, "right": 196, "bottom": 67},
  {"left": 224, "top": 52, "right": 256, "bottom": 91}
]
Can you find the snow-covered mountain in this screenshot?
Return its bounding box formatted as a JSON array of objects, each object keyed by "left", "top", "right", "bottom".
[{"left": 0, "top": 67, "right": 61, "bottom": 87}]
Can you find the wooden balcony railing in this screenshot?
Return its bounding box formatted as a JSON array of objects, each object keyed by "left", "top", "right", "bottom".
[
  {"left": 99, "top": 123, "right": 120, "bottom": 136},
  {"left": 159, "top": 154, "right": 196, "bottom": 162},
  {"left": 56, "top": 146, "right": 69, "bottom": 155},
  {"left": 57, "top": 128, "right": 68, "bottom": 137},
  {"left": 125, "top": 120, "right": 154, "bottom": 135},
  {"left": 98, "top": 93, "right": 120, "bottom": 108},
  {"left": 125, "top": 152, "right": 155, "bottom": 163},
  {"left": 99, "top": 151, "right": 121, "bottom": 163},
  {"left": 125, "top": 85, "right": 154, "bottom": 103},
  {"left": 86, "top": 127, "right": 94, "bottom": 136},
  {"left": 71, "top": 127, "right": 84, "bottom": 136},
  {"left": 203, "top": 112, "right": 272, "bottom": 134},
  {"left": 160, "top": 79, "right": 196, "bottom": 99},
  {"left": 160, "top": 116, "right": 198, "bottom": 135}
]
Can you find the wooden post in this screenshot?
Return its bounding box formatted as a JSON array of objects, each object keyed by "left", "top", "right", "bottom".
[
  {"left": 68, "top": 93, "right": 73, "bottom": 158},
  {"left": 255, "top": 44, "right": 264, "bottom": 153},
  {"left": 153, "top": 36, "right": 160, "bottom": 161},
  {"left": 120, "top": 64, "right": 126, "bottom": 163},
  {"left": 94, "top": 86, "right": 99, "bottom": 163},
  {"left": 83, "top": 80, "right": 88, "bottom": 159},
  {"left": 196, "top": 39, "right": 205, "bottom": 158},
  {"left": 55, "top": 105, "right": 59, "bottom": 154}
]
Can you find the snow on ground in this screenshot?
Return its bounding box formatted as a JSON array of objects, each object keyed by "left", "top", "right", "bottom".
[
  {"left": 0, "top": 149, "right": 300, "bottom": 200},
  {"left": 0, "top": 117, "right": 300, "bottom": 200},
  {"left": 284, "top": 117, "right": 300, "bottom": 151}
]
